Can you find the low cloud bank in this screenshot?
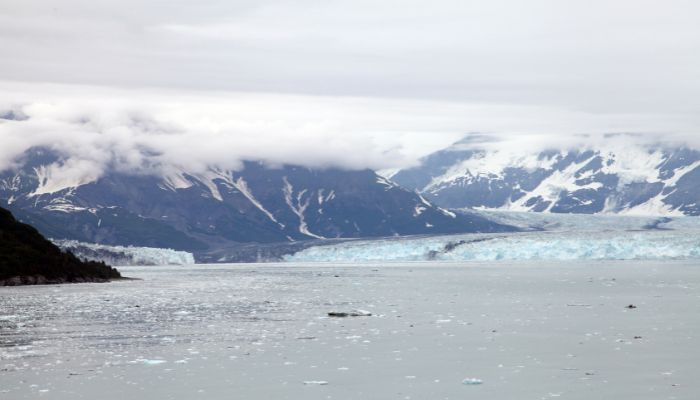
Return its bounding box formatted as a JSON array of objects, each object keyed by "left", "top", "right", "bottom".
[{"left": 1, "top": 82, "right": 698, "bottom": 185}]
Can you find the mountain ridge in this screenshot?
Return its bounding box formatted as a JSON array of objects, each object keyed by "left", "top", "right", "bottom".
[
  {"left": 390, "top": 138, "right": 700, "bottom": 216},
  {"left": 1, "top": 148, "right": 513, "bottom": 258}
]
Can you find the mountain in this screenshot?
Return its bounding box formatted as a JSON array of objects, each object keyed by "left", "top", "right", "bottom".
[
  {"left": 0, "top": 206, "right": 121, "bottom": 285},
  {"left": 0, "top": 148, "right": 512, "bottom": 259},
  {"left": 389, "top": 137, "right": 700, "bottom": 216}
]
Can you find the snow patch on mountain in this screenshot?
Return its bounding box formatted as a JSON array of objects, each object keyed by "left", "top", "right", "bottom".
[
  {"left": 376, "top": 176, "right": 397, "bottom": 190},
  {"left": 233, "top": 177, "right": 284, "bottom": 228},
  {"left": 510, "top": 155, "right": 602, "bottom": 212},
  {"left": 614, "top": 194, "right": 683, "bottom": 217},
  {"left": 283, "top": 177, "right": 325, "bottom": 239},
  {"left": 599, "top": 148, "right": 666, "bottom": 185},
  {"left": 425, "top": 151, "right": 555, "bottom": 191},
  {"left": 30, "top": 162, "right": 100, "bottom": 196},
  {"left": 195, "top": 170, "right": 228, "bottom": 201},
  {"left": 161, "top": 169, "right": 195, "bottom": 191},
  {"left": 665, "top": 159, "right": 700, "bottom": 187},
  {"left": 390, "top": 139, "right": 700, "bottom": 216}
]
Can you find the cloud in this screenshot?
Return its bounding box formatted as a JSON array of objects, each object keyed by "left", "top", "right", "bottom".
[
  {"left": 1, "top": 82, "right": 698, "bottom": 179},
  {"left": 0, "top": 1, "right": 699, "bottom": 176},
  {"left": 0, "top": 82, "right": 467, "bottom": 174},
  {"left": 451, "top": 132, "right": 700, "bottom": 155},
  {"left": 2, "top": 1, "right": 699, "bottom": 107}
]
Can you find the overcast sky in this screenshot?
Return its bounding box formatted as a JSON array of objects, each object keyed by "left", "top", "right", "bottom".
[{"left": 1, "top": 0, "right": 699, "bottom": 173}]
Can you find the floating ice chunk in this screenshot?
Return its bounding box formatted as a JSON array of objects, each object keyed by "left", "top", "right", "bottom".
[
  {"left": 132, "top": 358, "right": 167, "bottom": 365},
  {"left": 303, "top": 381, "right": 329, "bottom": 385},
  {"left": 462, "top": 378, "right": 483, "bottom": 385},
  {"left": 327, "top": 310, "right": 372, "bottom": 317}
]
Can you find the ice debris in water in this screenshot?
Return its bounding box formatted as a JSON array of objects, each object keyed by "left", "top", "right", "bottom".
[
  {"left": 303, "top": 381, "right": 329, "bottom": 385},
  {"left": 462, "top": 378, "right": 483, "bottom": 385}
]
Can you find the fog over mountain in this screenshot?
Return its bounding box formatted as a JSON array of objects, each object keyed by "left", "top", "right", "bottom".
[
  {"left": 1, "top": 84, "right": 699, "bottom": 183},
  {"left": 2, "top": 0, "right": 700, "bottom": 177}
]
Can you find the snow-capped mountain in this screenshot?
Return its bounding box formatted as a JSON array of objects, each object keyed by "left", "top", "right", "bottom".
[
  {"left": 0, "top": 148, "right": 511, "bottom": 256},
  {"left": 389, "top": 137, "right": 700, "bottom": 216}
]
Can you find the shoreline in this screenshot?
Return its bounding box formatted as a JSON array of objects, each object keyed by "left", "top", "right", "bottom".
[{"left": 0, "top": 275, "right": 138, "bottom": 287}]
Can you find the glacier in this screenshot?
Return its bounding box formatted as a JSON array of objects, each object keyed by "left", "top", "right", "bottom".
[
  {"left": 468, "top": 210, "right": 698, "bottom": 231},
  {"left": 285, "top": 212, "right": 700, "bottom": 262},
  {"left": 53, "top": 239, "right": 195, "bottom": 266}
]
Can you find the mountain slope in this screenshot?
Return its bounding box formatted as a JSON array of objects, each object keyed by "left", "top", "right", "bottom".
[
  {"left": 0, "top": 206, "right": 121, "bottom": 285},
  {"left": 390, "top": 138, "right": 700, "bottom": 216},
  {"left": 0, "top": 148, "right": 512, "bottom": 256}
]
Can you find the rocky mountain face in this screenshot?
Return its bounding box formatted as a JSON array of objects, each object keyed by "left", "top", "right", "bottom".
[
  {"left": 0, "top": 148, "right": 512, "bottom": 256},
  {"left": 390, "top": 138, "right": 700, "bottom": 216}
]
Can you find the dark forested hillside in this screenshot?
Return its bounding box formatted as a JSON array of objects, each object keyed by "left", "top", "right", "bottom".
[{"left": 0, "top": 206, "right": 121, "bottom": 285}]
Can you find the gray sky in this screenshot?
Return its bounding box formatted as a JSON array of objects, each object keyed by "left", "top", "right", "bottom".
[{"left": 1, "top": 0, "right": 699, "bottom": 172}]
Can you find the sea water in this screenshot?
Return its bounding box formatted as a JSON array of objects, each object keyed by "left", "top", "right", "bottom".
[{"left": 1, "top": 262, "right": 699, "bottom": 399}]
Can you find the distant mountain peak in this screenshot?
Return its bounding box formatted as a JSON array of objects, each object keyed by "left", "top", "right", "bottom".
[{"left": 390, "top": 141, "right": 700, "bottom": 216}]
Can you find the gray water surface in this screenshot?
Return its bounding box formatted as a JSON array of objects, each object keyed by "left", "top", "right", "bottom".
[{"left": 1, "top": 261, "right": 699, "bottom": 399}]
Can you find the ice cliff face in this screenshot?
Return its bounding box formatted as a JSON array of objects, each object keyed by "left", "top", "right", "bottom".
[
  {"left": 0, "top": 148, "right": 511, "bottom": 257},
  {"left": 389, "top": 138, "right": 700, "bottom": 216},
  {"left": 285, "top": 212, "right": 700, "bottom": 262},
  {"left": 287, "top": 230, "right": 700, "bottom": 262},
  {"left": 53, "top": 240, "right": 194, "bottom": 266}
]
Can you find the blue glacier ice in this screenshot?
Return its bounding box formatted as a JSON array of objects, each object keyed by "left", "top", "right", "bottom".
[
  {"left": 52, "top": 239, "right": 195, "bottom": 266},
  {"left": 285, "top": 212, "right": 700, "bottom": 262}
]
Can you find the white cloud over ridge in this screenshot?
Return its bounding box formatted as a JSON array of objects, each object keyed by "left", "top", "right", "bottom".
[
  {"left": 1, "top": 81, "right": 699, "bottom": 181},
  {"left": 0, "top": 1, "right": 699, "bottom": 177},
  {"left": 0, "top": 82, "right": 463, "bottom": 175}
]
